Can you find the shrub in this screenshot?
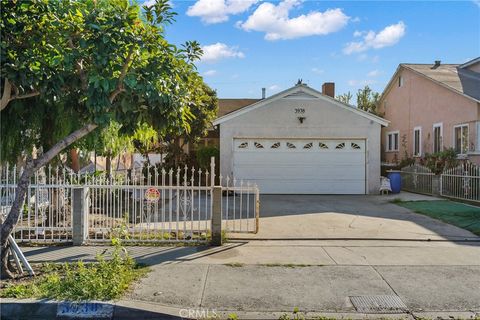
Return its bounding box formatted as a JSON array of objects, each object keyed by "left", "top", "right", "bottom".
[
  {"left": 421, "top": 148, "right": 458, "bottom": 174},
  {"left": 1, "top": 245, "right": 147, "bottom": 301},
  {"left": 196, "top": 146, "right": 219, "bottom": 170}
]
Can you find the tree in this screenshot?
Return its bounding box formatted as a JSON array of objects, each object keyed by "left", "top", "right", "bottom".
[
  {"left": 336, "top": 91, "right": 353, "bottom": 105},
  {"left": 162, "top": 82, "right": 218, "bottom": 169},
  {"left": 0, "top": 0, "right": 205, "bottom": 278},
  {"left": 356, "top": 85, "right": 381, "bottom": 115}
]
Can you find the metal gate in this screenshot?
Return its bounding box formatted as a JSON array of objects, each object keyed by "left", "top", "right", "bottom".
[{"left": 1, "top": 159, "right": 260, "bottom": 244}]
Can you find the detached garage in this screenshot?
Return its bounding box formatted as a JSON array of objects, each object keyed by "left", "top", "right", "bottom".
[{"left": 213, "top": 82, "right": 388, "bottom": 194}]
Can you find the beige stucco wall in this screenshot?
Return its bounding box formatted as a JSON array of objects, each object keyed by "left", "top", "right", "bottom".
[
  {"left": 218, "top": 95, "right": 383, "bottom": 194},
  {"left": 379, "top": 67, "right": 480, "bottom": 165}
]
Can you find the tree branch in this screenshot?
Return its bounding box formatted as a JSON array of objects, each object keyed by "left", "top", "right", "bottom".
[
  {"left": 1, "top": 79, "right": 40, "bottom": 111},
  {"left": 0, "top": 123, "right": 98, "bottom": 247},
  {"left": 109, "top": 47, "right": 134, "bottom": 104},
  {"left": 68, "top": 38, "right": 88, "bottom": 90}
]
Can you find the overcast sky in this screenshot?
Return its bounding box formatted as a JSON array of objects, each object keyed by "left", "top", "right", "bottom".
[{"left": 145, "top": 0, "right": 480, "bottom": 100}]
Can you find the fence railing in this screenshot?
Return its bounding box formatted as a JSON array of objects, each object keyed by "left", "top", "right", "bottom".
[
  {"left": 0, "top": 159, "right": 260, "bottom": 244},
  {"left": 400, "top": 164, "right": 435, "bottom": 195},
  {"left": 441, "top": 163, "right": 480, "bottom": 203},
  {"left": 220, "top": 176, "right": 259, "bottom": 234},
  {"left": 400, "top": 162, "right": 480, "bottom": 203}
]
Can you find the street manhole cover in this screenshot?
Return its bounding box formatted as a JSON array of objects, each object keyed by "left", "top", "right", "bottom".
[{"left": 350, "top": 295, "right": 408, "bottom": 313}]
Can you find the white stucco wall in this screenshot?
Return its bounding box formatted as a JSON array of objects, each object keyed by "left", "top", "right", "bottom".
[{"left": 217, "top": 93, "right": 383, "bottom": 194}]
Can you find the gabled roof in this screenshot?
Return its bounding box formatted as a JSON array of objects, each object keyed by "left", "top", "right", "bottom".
[
  {"left": 217, "top": 99, "right": 260, "bottom": 117},
  {"left": 460, "top": 57, "right": 480, "bottom": 68},
  {"left": 381, "top": 60, "right": 480, "bottom": 103},
  {"left": 213, "top": 84, "right": 389, "bottom": 126}
]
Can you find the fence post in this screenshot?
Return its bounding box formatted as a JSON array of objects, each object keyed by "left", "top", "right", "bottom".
[
  {"left": 432, "top": 175, "right": 441, "bottom": 195},
  {"left": 211, "top": 186, "right": 222, "bottom": 246},
  {"left": 210, "top": 156, "right": 215, "bottom": 187},
  {"left": 255, "top": 187, "right": 260, "bottom": 234},
  {"left": 72, "top": 187, "right": 89, "bottom": 245}
]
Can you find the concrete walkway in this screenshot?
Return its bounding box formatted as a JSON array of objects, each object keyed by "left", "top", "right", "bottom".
[
  {"left": 20, "top": 239, "right": 480, "bottom": 319},
  {"left": 230, "top": 193, "right": 478, "bottom": 240}
]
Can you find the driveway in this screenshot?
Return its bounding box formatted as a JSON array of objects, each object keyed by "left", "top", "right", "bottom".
[{"left": 229, "top": 192, "right": 479, "bottom": 240}]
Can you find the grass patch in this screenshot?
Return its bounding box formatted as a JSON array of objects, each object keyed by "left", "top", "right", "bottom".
[
  {"left": 395, "top": 200, "right": 480, "bottom": 236},
  {"left": 0, "top": 245, "right": 148, "bottom": 301},
  {"left": 262, "top": 263, "right": 314, "bottom": 268},
  {"left": 225, "top": 262, "right": 245, "bottom": 267},
  {"left": 389, "top": 197, "right": 404, "bottom": 204}
]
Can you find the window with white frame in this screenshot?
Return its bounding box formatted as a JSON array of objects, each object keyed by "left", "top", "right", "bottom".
[
  {"left": 398, "top": 76, "right": 404, "bottom": 87},
  {"left": 413, "top": 127, "right": 422, "bottom": 156},
  {"left": 386, "top": 131, "right": 399, "bottom": 151},
  {"left": 454, "top": 124, "right": 469, "bottom": 154},
  {"left": 433, "top": 123, "right": 443, "bottom": 153}
]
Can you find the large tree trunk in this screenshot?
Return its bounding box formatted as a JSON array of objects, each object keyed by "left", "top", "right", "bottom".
[
  {"left": 0, "top": 124, "right": 97, "bottom": 279},
  {"left": 69, "top": 149, "right": 80, "bottom": 172}
]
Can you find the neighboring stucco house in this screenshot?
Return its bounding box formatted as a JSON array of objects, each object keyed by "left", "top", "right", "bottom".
[
  {"left": 379, "top": 57, "right": 480, "bottom": 165},
  {"left": 212, "top": 82, "right": 388, "bottom": 195}
]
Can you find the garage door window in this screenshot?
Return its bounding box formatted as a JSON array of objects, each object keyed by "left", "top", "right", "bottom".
[
  {"left": 351, "top": 142, "right": 361, "bottom": 149},
  {"left": 271, "top": 142, "right": 280, "bottom": 149},
  {"left": 335, "top": 142, "right": 345, "bottom": 149},
  {"left": 319, "top": 142, "right": 329, "bottom": 149},
  {"left": 303, "top": 142, "right": 313, "bottom": 149},
  {"left": 254, "top": 142, "right": 264, "bottom": 149}
]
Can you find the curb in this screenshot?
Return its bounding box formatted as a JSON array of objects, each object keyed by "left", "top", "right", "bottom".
[{"left": 1, "top": 299, "right": 479, "bottom": 319}]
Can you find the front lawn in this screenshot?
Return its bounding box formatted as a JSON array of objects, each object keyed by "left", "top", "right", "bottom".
[
  {"left": 396, "top": 200, "right": 480, "bottom": 236},
  {"left": 0, "top": 245, "right": 148, "bottom": 301}
]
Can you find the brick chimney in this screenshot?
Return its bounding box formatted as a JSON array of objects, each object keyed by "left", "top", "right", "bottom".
[{"left": 322, "top": 82, "right": 335, "bottom": 98}]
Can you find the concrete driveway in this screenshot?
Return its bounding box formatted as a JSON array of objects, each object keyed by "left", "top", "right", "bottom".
[{"left": 230, "top": 192, "right": 479, "bottom": 240}]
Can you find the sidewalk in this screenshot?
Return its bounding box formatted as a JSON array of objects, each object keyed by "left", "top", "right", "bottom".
[{"left": 19, "top": 240, "right": 480, "bottom": 319}]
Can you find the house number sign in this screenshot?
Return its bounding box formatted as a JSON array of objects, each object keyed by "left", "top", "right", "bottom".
[{"left": 294, "top": 108, "right": 305, "bottom": 114}]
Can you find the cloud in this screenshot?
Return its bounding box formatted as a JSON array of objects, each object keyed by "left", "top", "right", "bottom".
[
  {"left": 311, "top": 68, "right": 324, "bottom": 74},
  {"left": 348, "top": 79, "right": 377, "bottom": 86},
  {"left": 201, "top": 43, "right": 245, "bottom": 63},
  {"left": 238, "top": 0, "right": 349, "bottom": 40},
  {"left": 473, "top": 0, "right": 480, "bottom": 7},
  {"left": 268, "top": 84, "right": 280, "bottom": 90},
  {"left": 143, "top": 0, "right": 173, "bottom": 8},
  {"left": 343, "top": 21, "right": 406, "bottom": 54},
  {"left": 367, "top": 70, "right": 380, "bottom": 77},
  {"left": 203, "top": 70, "right": 218, "bottom": 76},
  {"left": 187, "top": 0, "right": 258, "bottom": 24}
]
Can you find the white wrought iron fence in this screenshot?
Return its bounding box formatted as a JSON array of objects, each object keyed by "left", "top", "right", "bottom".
[
  {"left": 400, "top": 164, "right": 435, "bottom": 195},
  {"left": 1, "top": 158, "right": 260, "bottom": 244},
  {"left": 0, "top": 165, "right": 73, "bottom": 243},
  {"left": 86, "top": 166, "right": 214, "bottom": 243},
  {"left": 441, "top": 163, "right": 480, "bottom": 203},
  {"left": 220, "top": 176, "right": 259, "bottom": 234}
]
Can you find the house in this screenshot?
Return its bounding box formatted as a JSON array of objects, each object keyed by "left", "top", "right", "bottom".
[
  {"left": 379, "top": 57, "right": 480, "bottom": 165},
  {"left": 197, "top": 98, "right": 260, "bottom": 149},
  {"left": 212, "top": 82, "right": 389, "bottom": 194}
]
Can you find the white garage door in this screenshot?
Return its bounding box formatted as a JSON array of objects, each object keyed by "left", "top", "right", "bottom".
[{"left": 233, "top": 139, "right": 366, "bottom": 194}]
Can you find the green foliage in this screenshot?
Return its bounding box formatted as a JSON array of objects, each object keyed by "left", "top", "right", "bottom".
[
  {"left": 356, "top": 85, "right": 381, "bottom": 116},
  {"left": 421, "top": 148, "right": 458, "bottom": 174},
  {"left": 336, "top": 91, "right": 353, "bottom": 104},
  {"left": 227, "top": 313, "right": 239, "bottom": 320},
  {"left": 196, "top": 146, "right": 219, "bottom": 170},
  {"left": 0, "top": 245, "right": 147, "bottom": 300},
  {"left": 1, "top": 0, "right": 206, "bottom": 163}
]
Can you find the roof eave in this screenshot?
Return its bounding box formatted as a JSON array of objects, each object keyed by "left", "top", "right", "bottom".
[{"left": 213, "top": 85, "right": 389, "bottom": 127}]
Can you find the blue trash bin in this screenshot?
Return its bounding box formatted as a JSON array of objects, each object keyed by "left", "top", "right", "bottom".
[{"left": 387, "top": 170, "right": 402, "bottom": 194}]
